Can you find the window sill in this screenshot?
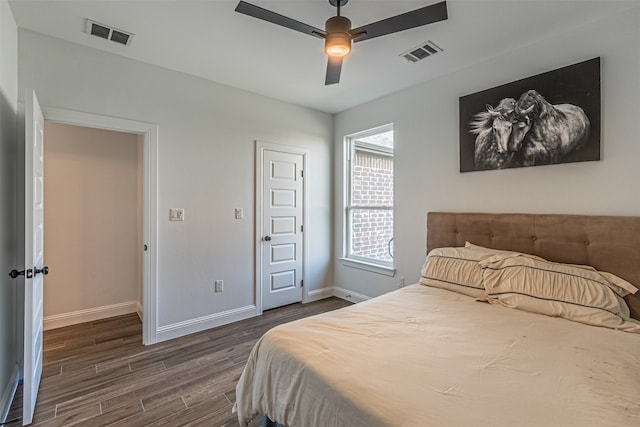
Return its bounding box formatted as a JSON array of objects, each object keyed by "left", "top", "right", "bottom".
[{"left": 339, "top": 258, "right": 396, "bottom": 277}]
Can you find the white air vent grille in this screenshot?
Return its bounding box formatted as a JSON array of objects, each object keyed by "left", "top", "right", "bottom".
[
  {"left": 85, "top": 19, "right": 134, "bottom": 46},
  {"left": 400, "top": 41, "right": 443, "bottom": 63}
]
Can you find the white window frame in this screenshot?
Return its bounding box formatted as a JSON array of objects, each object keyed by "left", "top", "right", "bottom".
[{"left": 342, "top": 124, "right": 395, "bottom": 275}]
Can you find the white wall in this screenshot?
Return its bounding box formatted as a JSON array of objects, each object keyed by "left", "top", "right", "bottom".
[
  {"left": 17, "top": 29, "right": 333, "bottom": 338},
  {"left": 333, "top": 7, "right": 640, "bottom": 299},
  {"left": 0, "top": 0, "right": 18, "bottom": 420},
  {"left": 42, "top": 122, "right": 141, "bottom": 328}
]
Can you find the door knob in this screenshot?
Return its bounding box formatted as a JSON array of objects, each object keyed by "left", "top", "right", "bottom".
[
  {"left": 264, "top": 236, "right": 272, "bottom": 241},
  {"left": 9, "top": 268, "right": 34, "bottom": 279},
  {"left": 9, "top": 269, "right": 25, "bottom": 279},
  {"left": 34, "top": 266, "right": 49, "bottom": 276}
]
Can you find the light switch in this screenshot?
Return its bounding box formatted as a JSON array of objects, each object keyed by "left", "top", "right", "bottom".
[
  {"left": 170, "top": 208, "right": 185, "bottom": 221},
  {"left": 235, "top": 208, "right": 243, "bottom": 219}
]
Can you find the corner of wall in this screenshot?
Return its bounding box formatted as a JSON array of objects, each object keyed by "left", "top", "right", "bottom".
[
  {"left": 0, "top": 364, "right": 19, "bottom": 423},
  {"left": 305, "top": 286, "right": 334, "bottom": 303}
]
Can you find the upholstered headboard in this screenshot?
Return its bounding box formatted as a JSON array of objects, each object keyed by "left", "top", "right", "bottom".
[{"left": 426, "top": 212, "right": 640, "bottom": 320}]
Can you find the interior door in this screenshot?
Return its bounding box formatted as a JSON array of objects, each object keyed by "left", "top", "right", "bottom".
[
  {"left": 261, "top": 149, "right": 304, "bottom": 310},
  {"left": 23, "top": 89, "right": 46, "bottom": 425}
]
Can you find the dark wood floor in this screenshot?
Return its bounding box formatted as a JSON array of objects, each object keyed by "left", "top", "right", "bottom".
[{"left": 7, "top": 297, "right": 352, "bottom": 426}]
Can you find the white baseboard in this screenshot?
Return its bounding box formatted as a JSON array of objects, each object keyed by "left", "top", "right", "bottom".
[
  {"left": 44, "top": 301, "right": 138, "bottom": 330},
  {"left": 136, "top": 301, "right": 143, "bottom": 321},
  {"left": 305, "top": 286, "right": 334, "bottom": 303},
  {"left": 0, "top": 364, "right": 19, "bottom": 424},
  {"left": 155, "top": 305, "right": 258, "bottom": 343},
  {"left": 333, "top": 286, "right": 371, "bottom": 303}
]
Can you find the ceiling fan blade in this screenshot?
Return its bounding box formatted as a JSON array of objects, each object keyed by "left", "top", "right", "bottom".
[
  {"left": 350, "top": 1, "right": 447, "bottom": 42},
  {"left": 325, "top": 56, "right": 343, "bottom": 85},
  {"left": 235, "top": 1, "right": 326, "bottom": 39}
]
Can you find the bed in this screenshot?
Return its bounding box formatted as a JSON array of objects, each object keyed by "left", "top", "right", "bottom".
[{"left": 235, "top": 212, "right": 640, "bottom": 427}]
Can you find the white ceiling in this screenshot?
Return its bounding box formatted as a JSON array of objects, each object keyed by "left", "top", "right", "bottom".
[{"left": 8, "top": 0, "right": 638, "bottom": 113}]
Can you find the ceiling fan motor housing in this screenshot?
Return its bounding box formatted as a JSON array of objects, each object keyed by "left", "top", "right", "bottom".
[{"left": 325, "top": 15, "right": 352, "bottom": 56}]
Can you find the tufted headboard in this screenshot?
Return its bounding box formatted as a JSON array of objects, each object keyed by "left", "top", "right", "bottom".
[{"left": 426, "top": 212, "right": 640, "bottom": 320}]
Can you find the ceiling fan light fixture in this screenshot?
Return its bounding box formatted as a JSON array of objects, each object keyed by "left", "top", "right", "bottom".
[
  {"left": 325, "top": 33, "right": 351, "bottom": 56},
  {"left": 324, "top": 15, "right": 352, "bottom": 57}
]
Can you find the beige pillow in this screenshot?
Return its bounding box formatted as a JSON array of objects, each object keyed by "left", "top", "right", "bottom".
[
  {"left": 464, "top": 241, "right": 537, "bottom": 258},
  {"left": 479, "top": 253, "right": 640, "bottom": 332},
  {"left": 598, "top": 271, "right": 638, "bottom": 297},
  {"left": 420, "top": 245, "right": 520, "bottom": 298}
]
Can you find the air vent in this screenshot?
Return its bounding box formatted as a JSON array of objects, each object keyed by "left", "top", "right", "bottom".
[
  {"left": 400, "top": 40, "right": 443, "bottom": 63},
  {"left": 85, "top": 19, "right": 134, "bottom": 46},
  {"left": 90, "top": 23, "right": 110, "bottom": 39},
  {"left": 110, "top": 30, "right": 131, "bottom": 46}
]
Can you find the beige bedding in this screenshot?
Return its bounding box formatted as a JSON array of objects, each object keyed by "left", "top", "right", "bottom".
[{"left": 235, "top": 284, "right": 640, "bottom": 427}]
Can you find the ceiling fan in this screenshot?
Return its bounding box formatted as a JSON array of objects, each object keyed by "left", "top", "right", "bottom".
[{"left": 235, "top": 0, "right": 448, "bottom": 85}]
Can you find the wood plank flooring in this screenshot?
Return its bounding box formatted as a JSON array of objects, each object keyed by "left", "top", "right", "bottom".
[{"left": 7, "top": 297, "right": 352, "bottom": 426}]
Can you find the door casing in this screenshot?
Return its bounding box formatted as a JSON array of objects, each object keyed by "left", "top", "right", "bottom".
[{"left": 39, "top": 106, "right": 159, "bottom": 345}]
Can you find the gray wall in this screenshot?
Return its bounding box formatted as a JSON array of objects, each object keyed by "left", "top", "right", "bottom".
[
  {"left": 0, "top": 0, "right": 18, "bottom": 419},
  {"left": 18, "top": 29, "right": 334, "bottom": 340},
  {"left": 333, "top": 6, "right": 640, "bottom": 299}
]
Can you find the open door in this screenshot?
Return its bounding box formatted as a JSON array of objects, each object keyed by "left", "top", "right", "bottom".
[{"left": 23, "top": 89, "right": 47, "bottom": 425}]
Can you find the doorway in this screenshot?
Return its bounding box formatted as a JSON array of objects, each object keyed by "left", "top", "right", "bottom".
[
  {"left": 41, "top": 106, "right": 158, "bottom": 345},
  {"left": 42, "top": 122, "right": 143, "bottom": 330}
]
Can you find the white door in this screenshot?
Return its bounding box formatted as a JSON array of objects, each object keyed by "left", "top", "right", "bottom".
[
  {"left": 261, "top": 149, "right": 304, "bottom": 310},
  {"left": 23, "top": 89, "right": 46, "bottom": 425}
]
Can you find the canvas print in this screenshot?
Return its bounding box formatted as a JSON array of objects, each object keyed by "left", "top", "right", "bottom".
[{"left": 459, "top": 57, "right": 600, "bottom": 172}]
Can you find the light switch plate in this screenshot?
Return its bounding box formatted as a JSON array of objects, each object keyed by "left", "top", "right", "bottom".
[
  {"left": 235, "top": 208, "right": 243, "bottom": 219},
  {"left": 169, "top": 208, "right": 184, "bottom": 221}
]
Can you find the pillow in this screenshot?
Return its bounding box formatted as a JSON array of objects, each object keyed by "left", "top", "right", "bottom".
[
  {"left": 469, "top": 241, "right": 639, "bottom": 297},
  {"left": 598, "top": 271, "right": 638, "bottom": 297},
  {"left": 420, "top": 246, "right": 486, "bottom": 298},
  {"left": 420, "top": 244, "right": 524, "bottom": 298},
  {"left": 479, "top": 253, "right": 640, "bottom": 332},
  {"left": 464, "top": 241, "right": 536, "bottom": 258}
]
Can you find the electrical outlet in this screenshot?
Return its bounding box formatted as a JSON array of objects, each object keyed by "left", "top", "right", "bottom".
[
  {"left": 399, "top": 276, "right": 405, "bottom": 288},
  {"left": 214, "top": 280, "right": 223, "bottom": 292},
  {"left": 235, "top": 208, "right": 243, "bottom": 219}
]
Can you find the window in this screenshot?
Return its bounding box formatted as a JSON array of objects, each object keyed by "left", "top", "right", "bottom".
[{"left": 343, "top": 124, "right": 394, "bottom": 272}]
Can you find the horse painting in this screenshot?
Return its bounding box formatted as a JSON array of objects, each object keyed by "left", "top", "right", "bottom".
[
  {"left": 509, "top": 90, "right": 590, "bottom": 166},
  {"left": 470, "top": 98, "right": 516, "bottom": 169},
  {"left": 460, "top": 57, "right": 599, "bottom": 172}
]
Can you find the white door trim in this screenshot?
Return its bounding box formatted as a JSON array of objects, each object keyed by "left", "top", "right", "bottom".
[
  {"left": 41, "top": 106, "right": 159, "bottom": 345},
  {"left": 255, "top": 140, "right": 309, "bottom": 314}
]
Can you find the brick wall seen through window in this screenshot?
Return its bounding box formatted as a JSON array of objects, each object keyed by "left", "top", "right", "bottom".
[
  {"left": 351, "top": 151, "right": 393, "bottom": 261},
  {"left": 346, "top": 126, "right": 394, "bottom": 266}
]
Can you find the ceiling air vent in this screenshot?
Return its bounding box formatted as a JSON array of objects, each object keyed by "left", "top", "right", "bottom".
[
  {"left": 400, "top": 40, "right": 443, "bottom": 63},
  {"left": 85, "top": 19, "right": 134, "bottom": 46}
]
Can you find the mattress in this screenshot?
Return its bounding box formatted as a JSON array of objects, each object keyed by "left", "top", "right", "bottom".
[{"left": 235, "top": 284, "right": 640, "bottom": 427}]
